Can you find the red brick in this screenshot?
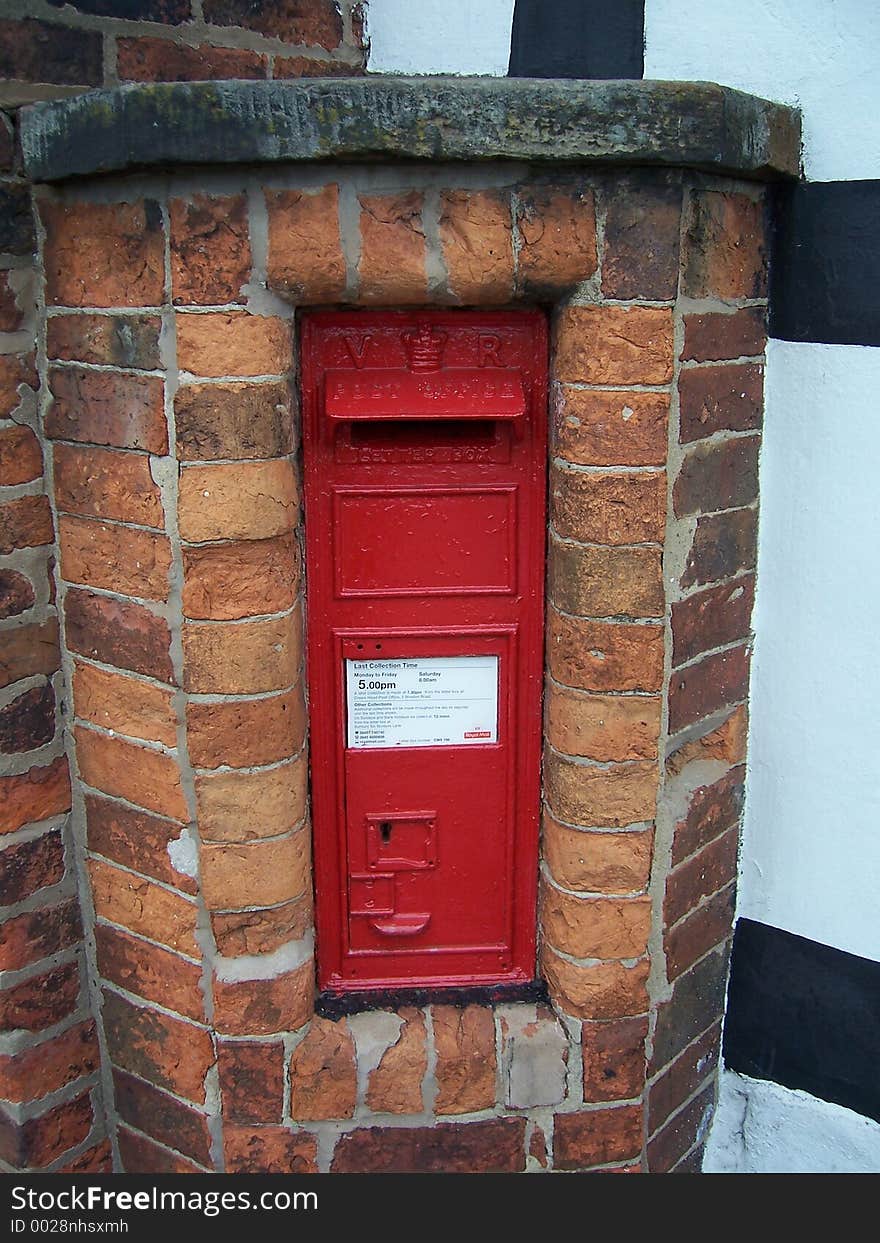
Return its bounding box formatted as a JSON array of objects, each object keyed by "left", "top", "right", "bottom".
[
  {"left": 186, "top": 686, "right": 306, "bottom": 770},
  {"left": 646, "top": 1083, "right": 714, "bottom": 1172},
  {"left": 555, "top": 305, "right": 674, "bottom": 385},
  {"left": 671, "top": 766, "right": 746, "bottom": 865},
  {"left": 550, "top": 464, "right": 666, "bottom": 545},
  {"left": 358, "top": 192, "right": 427, "bottom": 304},
  {"left": 0, "top": 568, "right": 35, "bottom": 619},
  {"left": 1, "top": 1093, "right": 93, "bottom": 1170},
  {"left": 665, "top": 827, "right": 739, "bottom": 929},
  {"left": 548, "top": 537, "right": 664, "bottom": 619},
  {"left": 0, "top": 618, "right": 60, "bottom": 689},
  {"left": 682, "top": 308, "right": 766, "bottom": 362},
  {"left": 170, "top": 194, "right": 252, "bottom": 305},
  {"left": 102, "top": 990, "right": 214, "bottom": 1105},
  {"left": 0, "top": 495, "right": 54, "bottom": 555},
  {"left": 175, "top": 381, "right": 293, "bottom": 461},
  {"left": 218, "top": 1040, "right": 285, "bottom": 1124},
  {"left": 0, "top": 683, "right": 56, "bottom": 752},
  {"left": 665, "top": 884, "right": 736, "bottom": 981},
  {"left": 223, "top": 1124, "right": 317, "bottom": 1174},
  {"left": 0, "top": 271, "right": 25, "bottom": 332},
  {"left": 515, "top": 184, "right": 597, "bottom": 292},
  {"left": 683, "top": 190, "right": 768, "bottom": 300},
  {"left": 289, "top": 1015, "right": 357, "bottom": 1121},
  {"left": 0, "top": 828, "right": 64, "bottom": 905},
  {"left": 202, "top": 0, "right": 343, "bottom": 46},
  {"left": 0, "top": 20, "right": 101, "bottom": 88},
  {"left": 602, "top": 175, "right": 681, "bottom": 299},
  {"left": 679, "top": 364, "right": 763, "bottom": 443},
  {"left": 547, "top": 608, "right": 664, "bottom": 693},
  {"left": 331, "top": 1118, "right": 526, "bottom": 1173},
  {"left": 65, "top": 588, "right": 173, "bottom": 682},
  {"left": 266, "top": 186, "right": 346, "bottom": 303},
  {"left": 674, "top": 436, "right": 760, "bottom": 518},
  {"left": 0, "top": 756, "right": 71, "bottom": 834},
  {"left": 57, "top": 1139, "right": 113, "bottom": 1174},
  {"left": 89, "top": 857, "right": 198, "bottom": 957},
  {"left": 0, "top": 354, "right": 38, "bottom": 418},
  {"left": 118, "top": 1125, "right": 206, "bottom": 1174},
  {"left": 95, "top": 924, "right": 204, "bottom": 1023},
  {"left": 553, "top": 386, "right": 668, "bottom": 467},
  {"left": 0, "top": 961, "right": 80, "bottom": 1034},
  {"left": 47, "top": 313, "right": 162, "bottom": 369},
  {"left": 672, "top": 576, "right": 755, "bottom": 667},
  {"left": 582, "top": 1016, "right": 648, "bottom": 1103},
  {"left": 0, "top": 900, "right": 82, "bottom": 973},
  {"left": 46, "top": 368, "right": 166, "bottom": 454},
  {"left": 118, "top": 37, "right": 266, "bottom": 83},
  {"left": 212, "top": 959, "right": 313, "bottom": 1036},
  {"left": 54, "top": 443, "right": 164, "bottom": 528},
  {"left": 553, "top": 1105, "right": 643, "bottom": 1170},
  {"left": 0, "top": 424, "right": 42, "bottom": 485},
  {"left": 682, "top": 507, "right": 757, "bottom": 589},
  {"left": 59, "top": 515, "right": 171, "bottom": 602},
  {"left": 73, "top": 661, "right": 177, "bottom": 748},
  {"left": 182, "top": 533, "right": 300, "bottom": 620},
  {"left": 648, "top": 1023, "right": 721, "bottom": 1133},
  {"left": 669, "top": 643, "right": 751, "bottom": 734},
  {"left": 273, "top": 56, "right": 364, "bottom": 77},
  {"left": 0, "top": 1020, "right": 98, "bottom": 1104},
  {"left": 439, "top": 190, "right": 514, "bottom": 303},
  {"left": 85, "top": 793, "right": 197, "bottom": 895},
  {"left": 651, "top": 946, "right": 730, "bottom": 1072},
  {"left": 42, "top": 200, "right": 165, "bottom": 309},
  {"left": 113, "top": 1068, "right": 212, "bottom": 1167},
  {"left": 78, "top": 726, "right": 188, "bottom": 822}
]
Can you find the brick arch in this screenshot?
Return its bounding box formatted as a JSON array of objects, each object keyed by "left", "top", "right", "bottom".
[{"left": 39, "top": 165, "right": 763, "bottom": 1173}]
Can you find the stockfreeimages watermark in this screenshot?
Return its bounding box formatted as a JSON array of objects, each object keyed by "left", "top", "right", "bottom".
[{"left": 10, "top": 1185, "right": 317, "bottom": 1226}]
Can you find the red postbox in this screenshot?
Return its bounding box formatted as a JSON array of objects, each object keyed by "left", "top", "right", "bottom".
[{"left": 302, "top": 309, "right": 547, "bottom": 993}]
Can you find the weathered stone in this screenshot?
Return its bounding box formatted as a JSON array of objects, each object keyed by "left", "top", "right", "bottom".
[
  {"left": 439, "top": 189, "right": 514, "bottom": 303},
  {"left": 553, "top": 386, "right": 668, "bottom": 467},
  {"left": 516, "top": 184, "right": 597, "bottom": 292},
  {"left": 175, "top": 381, "right": 293, "bottom": 461},
  {"left": 170, "top": 194, "right": 251, "bottom": 305},
  {"left": 331, "top": 1117, "right": 526, "bottom": 1173},
  {"left": 266, "top": 185, "right": 346, "bottom": 303},
  {"left": 46, "top": 367, "right": 167, "bottom": 454},
  {"left": 542, "top": 813, "right": 653, "bottom": 894},
  {"left": 433, "top": 1005, "right": 497, "bottom": 1115},
  {"left": 547, "top": 608, "right": 664, "bottom": 693},
  {"left": 289, "top": 1016, "right": 357, "bottom": 1121},
  {"left": 47, "top": 313, "right": 162, "bottom": 369},
  {"left": 499, "top": 1004, "right": 568, "bottom": 1109},
  {"left": 366, "top": 1008, "right": 427, "bottom": 1115}
]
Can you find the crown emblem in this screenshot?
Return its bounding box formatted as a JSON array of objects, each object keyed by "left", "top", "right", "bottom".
[{"left": 404, "top": 323, "right": 446, "bottom": 372}]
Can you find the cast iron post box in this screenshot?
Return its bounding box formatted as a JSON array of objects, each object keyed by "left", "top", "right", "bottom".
[{"left": 302, "top": 309, "right": 547, "bottom": 993}]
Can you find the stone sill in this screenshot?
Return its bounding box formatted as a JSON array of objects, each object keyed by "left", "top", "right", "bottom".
[{"left": 20, "top": 76, "right": 801, "bottom": 184}]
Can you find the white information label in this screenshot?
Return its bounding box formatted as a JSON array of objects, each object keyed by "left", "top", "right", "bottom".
[{"left": 346, "top": 656, "right": 498, "bottom": 749}]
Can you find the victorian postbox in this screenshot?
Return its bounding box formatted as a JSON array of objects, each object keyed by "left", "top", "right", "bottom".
[{"left": 302, "top": 309, "right": 547, "bottom": 993}]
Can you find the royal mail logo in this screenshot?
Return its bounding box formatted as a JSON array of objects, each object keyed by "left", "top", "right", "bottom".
[
  {"left": 403, "top": 322, "right": 447, "bottom": 372},
  {"left": 463, "top": 729, "right": 492, "bottom": 739}
]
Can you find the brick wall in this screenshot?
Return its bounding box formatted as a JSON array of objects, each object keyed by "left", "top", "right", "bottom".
[{"left": 16, "top": 161, "right": 766, "bottom": 1173}]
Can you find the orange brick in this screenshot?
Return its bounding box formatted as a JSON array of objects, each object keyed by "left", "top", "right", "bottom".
[
  {"left": 541, "top": 945, "right": 649, "bottom": 1020},
  {"left": 95, "top": 923, "right": 205, "bottom": 1023},
  {"left": 547, "top": 608, "right": 664, "bottom": 693},
  {"left": 541, "top": 882, "right": 652, "bottom": 959},
  {"left": 550, "top": 465, "right": 666, "bottom": 545},
  {"left": 186, "top": 686, "right": 306, "bottom": 770},
  {"left": 102, "top": 990, "right": 214, "bottom": 1105},
  {"left": 182, "top": 534, "right": 300, "bottom": 620},
  {"left": 433, "top": 1005, "right": 496, "bottom": 1115},
  {"left": 553, "top": 386, "right": 669, "bottom": 467},
  {"left": 73, "top": 661, "right": 177, "bottom": 748},
  {"left": 289, "top": 1016, "right": 356, "bottom": 1120},
  {"left": 545, "top": 684, "right": 660, "bottom": 761},
  {"left": 212, "top": 893, "right": 312, "bottom": 958},
  {"left": 59, "top": 515, "right": 171, "bottom": 601},
  {"left": 176, "top": 312, "right": 292, "bottom": 377},
  {"left": 542, "top": 813, "right": 653, "bottom": 894},
  {"left": 212, "top": 959, "right": 314, "bottom": 1037},
  {"left": 544, "top": 749, "right": 658, "bottom": 828},
  {"left": 42, "top": 200, "right": 165, "bottom": 309},
  {"left": 53, "top": 443, "right": 163, "bottom": 528},
  {"left": 555, "top": 305, "right": 674, "bottom": 385},
  {"left": 358, "top": 192, "right": 427, "bottom": 304},
  {"left": 366, "top": 1008, "right": 427, "bottom": 1115},
  {"left": 75, "top": 725, "right": 188, "bottom": 822},
  {"left": 0, "top": 495, "right": 54, "bottom": 555},
  {"left": 582, "top": 1016, "right": 648, "bottom": 1103},
  {"left": 89, "top": 858, "right": 199, "bottom": 957},
  {"left": 683, "top": 190, "right": 768, "bottom": 300},
  {"left": 554, "top": 1104, "right": 643, "bottom": 1169},
  {"left": 46, "top": 367, "right": 166, "bottom": 454},
  {"left": 0, "top": 757, "right": 71, "bottom": 835},
  {"left": 548, "top": 536, "right": 664, "bottom": 619},
  {"left": 265, "top": 186, "right": 346, "bottom": 303},
  {"left": 439, "top": 190, "right": 514, "bottom": 303},
  {"left": 200, "top": 826, "right": 310, "bottom": 911},
  {"left": 170, "top": 194, "right": 251, "bottom": 305},
  {"left": 178, "top": 460, "right": 298, "bottom": 542},
  {"left": 0, "top": 424, "right": 42, "bottom": 485},
  {"left": 516, "top": 185, "right": 597, "bottom": 292},
  {"left": 195, "top": 753, "right": 308, "bottom": 842},
  {"left": 182, "top": 608, "right": 302, "bottom": 694}
]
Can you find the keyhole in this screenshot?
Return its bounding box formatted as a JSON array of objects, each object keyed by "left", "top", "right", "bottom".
[{"left": 379, "top": 821, "right": 393, "bottom": 843}]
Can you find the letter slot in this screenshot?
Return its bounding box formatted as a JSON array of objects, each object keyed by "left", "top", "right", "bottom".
[{"left": 302, "top": 310, "right": 547, "bottom": 993}]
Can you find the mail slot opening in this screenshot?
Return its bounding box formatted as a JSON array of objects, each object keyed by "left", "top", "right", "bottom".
[{"left": 302, "top": 309, "right": 548, "bottom": 994}]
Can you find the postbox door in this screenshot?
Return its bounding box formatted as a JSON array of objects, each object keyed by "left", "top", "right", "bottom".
[{"left": 302, "top": 310, "right": 547, "bottom": 993}]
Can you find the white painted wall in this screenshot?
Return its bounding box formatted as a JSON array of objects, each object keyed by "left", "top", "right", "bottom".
[
  {"left": 645, "top": 0, "right": 880, "bottom": 181},
  {"left": 366, "top": 0, "right": 514, "bottom": 76}
]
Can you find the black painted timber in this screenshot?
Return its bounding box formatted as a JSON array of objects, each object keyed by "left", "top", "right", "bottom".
[{"left": 509, "top": 0, "right": 645, "bottom": 80}]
